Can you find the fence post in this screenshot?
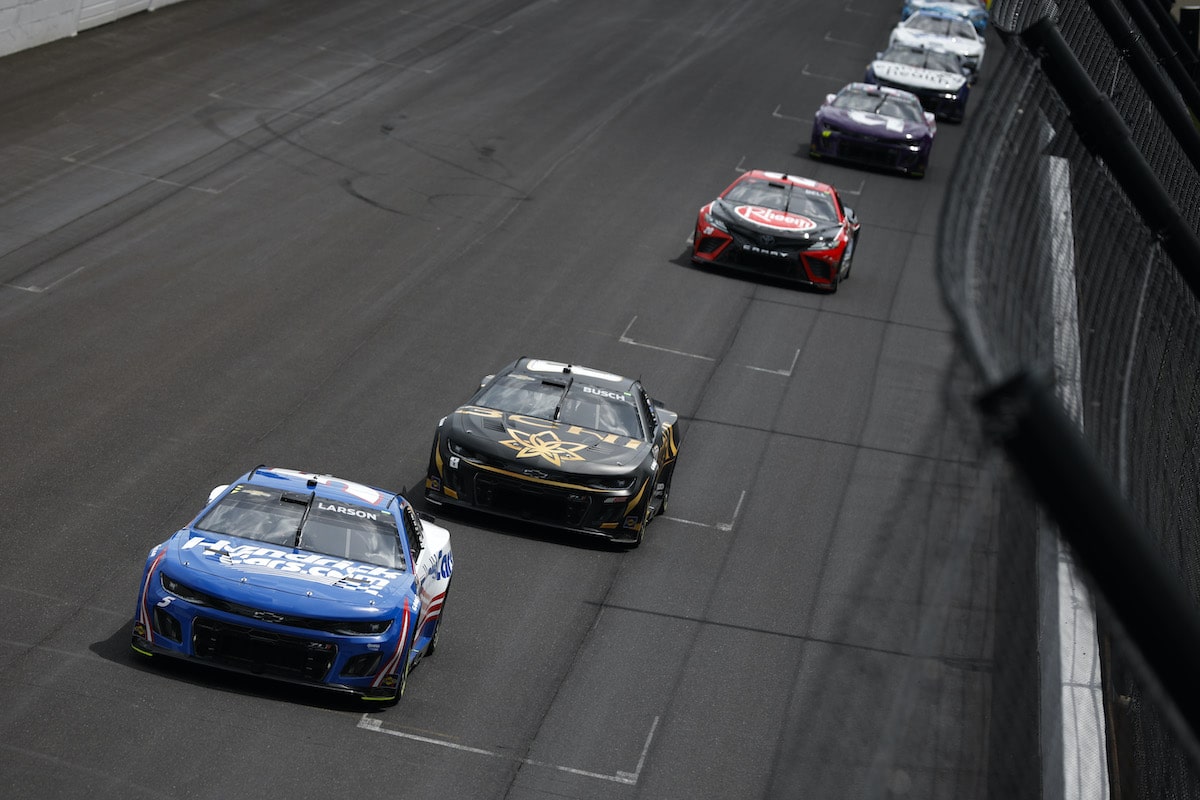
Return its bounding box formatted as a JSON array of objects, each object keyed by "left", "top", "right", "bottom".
[
  {"left": 1019, "top": 19, "right": 1200, "bottom": 303},
  {"left": 977, "top": 370, "right": 1200, "bottom": 753}
]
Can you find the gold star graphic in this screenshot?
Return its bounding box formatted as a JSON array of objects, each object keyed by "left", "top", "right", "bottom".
[{"left": 500, "top": 428, "right": 590, "bottom": 466}]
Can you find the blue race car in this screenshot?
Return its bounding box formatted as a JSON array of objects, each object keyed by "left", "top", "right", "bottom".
[{"left": 131, "top": 466, "right": 453, "bottom": 706}]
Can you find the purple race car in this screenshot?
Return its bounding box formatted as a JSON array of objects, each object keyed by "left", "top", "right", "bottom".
[{"left": 809, "top": 82, "right": 937, "bottom": 178}]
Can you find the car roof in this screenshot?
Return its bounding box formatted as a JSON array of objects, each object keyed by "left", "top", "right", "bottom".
[
  {"left": 512, "top": 357, "right": 639, "bottom": 393},
  {"left": 839, "top": 81, "right": 922, "bottom": 104},
  {"left": 740, "top": 170, "right": 836, "bottom": 196},
  {"left": 242, "top": 466, "right": 400, "bottom": 512},
  {"left": 907, "top": 9, "right": 969, "bottom": 21}
]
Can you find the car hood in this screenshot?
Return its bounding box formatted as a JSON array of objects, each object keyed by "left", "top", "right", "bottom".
[
  {"left": 449, "top": 406, "right": 649, "bottom": 474},
  {"left": 712, "top": 199, "right": 843, "bottom": 238},
  {"left": 159, "top": 529, "right": 412, "bottom": 612},
  {"left": 871, "top": 60, "right": 967, "bottom": 91},
  {"left": 891, "top": 28, "right": 983, "bottom": 57},
  {"left": 817, "top": 105, "right": 929, "bottom": 139}
]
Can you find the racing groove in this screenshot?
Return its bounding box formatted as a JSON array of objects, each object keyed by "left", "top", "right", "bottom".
[{"left": 0, "top": 1, "right": 1011, "bottom": 798}]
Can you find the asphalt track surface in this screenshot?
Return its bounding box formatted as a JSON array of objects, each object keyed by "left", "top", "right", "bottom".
[{"left": 0, "top": 2, "right": 1008, "bottom": 798}]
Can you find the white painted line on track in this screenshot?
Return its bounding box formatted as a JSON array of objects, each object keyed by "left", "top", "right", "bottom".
[
  {"left": 823, "top": 32, "right": 866, "bottom": 47},
  {"left": 619, "top": 316, "right": 714, "bottom": 361},
  {"left": 844, "top": 2, "right": 876, "bottom": 15},
  {"left": 772, "top": 104, "right": 811, "bottom": 124},
  {"left": 801, "top": 63, "right": 843, "bottom": 83},
  {"left": 662, "top": 489, "right": 746, "bottom": 531},
  {"left": 60, "top": 154, "right": 230, "bottom": 194},
  {"left": 358, "top": 713, "right": 659, "bottom": 786},
  {"left": 835, "top": 178, "right": 866, "bottom": 197},
  {"left": 746, "top": 348, "right": 801, "bottom": 377}
]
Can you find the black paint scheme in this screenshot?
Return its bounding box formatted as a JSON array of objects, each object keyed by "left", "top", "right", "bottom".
[{"left": 425, "top": 357, "right": 680, "bottom": 547}]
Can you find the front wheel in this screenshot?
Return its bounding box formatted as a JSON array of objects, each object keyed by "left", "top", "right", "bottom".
[
  {"left": 426, "top": 590, "right": 448, "bottom": 656},
  {"left": 841, "top": 237, "right": 856, "bottom": 281},
  {"left": 619, "top": 502, "right": 652, "bottom": 549}
]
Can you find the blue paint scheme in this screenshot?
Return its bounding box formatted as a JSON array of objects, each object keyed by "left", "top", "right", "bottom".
[{"left": 132, "top": 466, "right": 453, "bottom": 705}]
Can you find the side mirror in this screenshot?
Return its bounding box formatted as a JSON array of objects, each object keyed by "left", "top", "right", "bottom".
[
  {"left": 924, "top": 111, "right": 936, "bottom": 127},
  {"left": 843, "top": 206, "right": 856, "bottom": 223},
  {"left": 825, "top": 93, "right": 836, "bottom": 104},
  {"left": 207, "top": 484, "right": 229, "bottom": 503},
  {"left": 479, "top": 373, "right": 495, "bottom": 389}
]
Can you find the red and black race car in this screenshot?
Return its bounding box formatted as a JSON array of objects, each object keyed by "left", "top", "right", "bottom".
[
  {"left": 425, "top": 357, "right": 680, "bottom": 548},
  {"left": 691, "top": 170, "right": 861, "bottom": 292}
]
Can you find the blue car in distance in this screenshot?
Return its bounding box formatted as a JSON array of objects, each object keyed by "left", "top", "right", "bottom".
[
  {"left": 132, "top": 466, "right": 453, "bottom": 706},
  {"left": 900, "top": 0, "right": 989, "bottom": 33}
]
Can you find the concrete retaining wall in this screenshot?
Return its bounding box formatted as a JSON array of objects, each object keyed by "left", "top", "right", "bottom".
[{"left": 0, "top": 0, "right": 190, "bottom": 58}]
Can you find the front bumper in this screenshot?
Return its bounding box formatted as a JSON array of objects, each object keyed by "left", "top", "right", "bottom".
[
  {"left": 132, "top": 585, "right": 407, "bottom": 702},
  {"left": 870, "top": 78, "right": 968, "bottom": 122},
  {"left": 692, "top": 226, "right": 843, "bottom": 288},
  {"left": 425, "top": 449, "right": 650, "bottom": 543},
  {"left": 810, "top": 127, "right": 929, "bottom": 174}
]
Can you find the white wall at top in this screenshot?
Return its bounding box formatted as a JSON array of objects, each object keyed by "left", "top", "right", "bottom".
[{"left": 0, "top": 0, "right": 190, "bottom": 59}]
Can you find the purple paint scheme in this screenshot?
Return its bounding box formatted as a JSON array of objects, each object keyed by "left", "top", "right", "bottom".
[{"left": 808, "top": 82, "right": 937, "bottom": 178}]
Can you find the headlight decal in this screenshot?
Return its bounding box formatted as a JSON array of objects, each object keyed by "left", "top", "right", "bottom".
[
  {"left": 371, "top": 607, "right": 411, "bottom": 688},
  {"left": 137, "top": 549, "right": 169, "bottom": 645}
]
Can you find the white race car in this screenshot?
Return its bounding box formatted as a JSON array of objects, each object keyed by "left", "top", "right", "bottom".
[
  {"left": 889, "top": 11, "right": 986, "bottom": 82},
  {"left": 901, "top": 0, "right": 989, "bottom": 32},
  {"left": 866, "top": 44, "right": 972, "bottom": 122}
]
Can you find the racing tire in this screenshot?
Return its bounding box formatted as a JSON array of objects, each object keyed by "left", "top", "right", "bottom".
[
  {"left": 654, "top": 480, "right": 671, "bottom": 518},
  {"left": 825, "top": 269, "right": 840, "bottom": 294},
  {"left": 619, "top": 503, "right": 652, "bottom": 550},
  {"left": 377, "top": 638, "right": 413, "bottom": 708}
]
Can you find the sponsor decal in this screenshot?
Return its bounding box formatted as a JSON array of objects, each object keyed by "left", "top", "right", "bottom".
[
  {"left": 734, "top": 206, "right": 816, "bottom": 231},
  {"left": 581, "top": 385, "right": 630, "bottom": 403},
  {"left": 181, "top": 535, "right": 403, "bottom": 596},
  {"left": 848, "top": 111, "right": 907, "bottom": 132},
  {"left": 432, "top": 549, "right": 453, "bottom": 581},
  {"left": 742, "top": 244, "right": 791, "bottom": 259},
  {"left": 878, "top": 63, "right": 960, "bottom": 87},
  {"left": 316, "top": 502, "right": 379, "bottom": 521},
  {"left": 501, "top": 428, "right": 591, "bottom": 466},
  {"left": 458, "top": 407, "right": 643, "bottom": 451}
]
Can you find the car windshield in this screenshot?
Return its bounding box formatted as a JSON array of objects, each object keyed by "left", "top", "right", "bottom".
[
  {"left": 907, "top": 14, "right": 973, "bottom": 36},
  {"left": 833, "top": 89, "right": 924, "bottom": 123},
  {"left": 476, "top": 373, "right": 643, "bottom": 438},
  {"left": 884, "top": 46, "right": 962, "bottom": 72},
  {"left": 196, "top": 484, "right": 405, "bottom": 570},
  {"left": 556, "top": 382, "right": 643, "bottom": 438},
  {"left": 723, "top": 178, "right": 839, "bottom": 221}
]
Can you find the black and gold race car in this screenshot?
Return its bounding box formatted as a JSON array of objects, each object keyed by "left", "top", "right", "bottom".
[{"left": 424, "top": 357, "right": 680, "bottom": 547}]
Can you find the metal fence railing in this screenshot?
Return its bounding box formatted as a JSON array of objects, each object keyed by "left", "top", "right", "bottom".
[{"left": 937, "top": 0, "right": 1200, "bottom": 795}]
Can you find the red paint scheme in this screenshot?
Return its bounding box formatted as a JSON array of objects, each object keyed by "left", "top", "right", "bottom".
[{"left": 692, "top": 170, "right": 860, "bottom": 292}]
